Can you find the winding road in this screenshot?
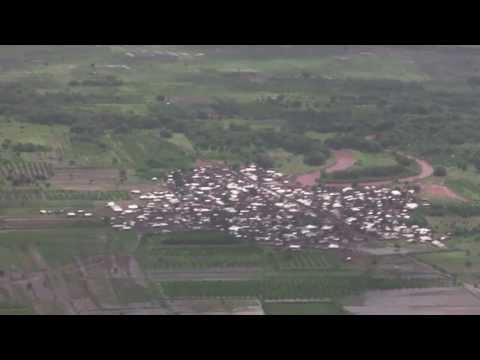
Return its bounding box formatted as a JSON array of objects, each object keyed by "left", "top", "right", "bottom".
[
  {"left": 295, "top": 150, "right": 466, "bottom": 201},
  {"left": 296, "top": 151, "right": 433, "bottom": 187}
]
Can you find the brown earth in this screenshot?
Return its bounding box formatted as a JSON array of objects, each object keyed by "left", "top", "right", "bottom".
[{"left": 325, "top": 150, "right": 357, "bottom": 173}]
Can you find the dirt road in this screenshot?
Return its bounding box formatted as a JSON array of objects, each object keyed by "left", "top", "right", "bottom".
[
  {"left": 296, "top": 154, "right": 434, "bottom": 188},
  {"left": 325, "top": 156, "right": 434, "bottom": 187},
  {"left": 325, "top": 150, "right": 357, "bottom": 173}
]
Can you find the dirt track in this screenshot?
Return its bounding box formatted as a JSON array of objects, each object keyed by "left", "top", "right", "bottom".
[
  {"left": 336, "top": 157, "right": 434, "bottom": 187},
  {"left": 325, "top": 150, "right": 357, "bottom": 173},
  {"left": 296, "top": 152, "right": 435, "bottom": 188}
]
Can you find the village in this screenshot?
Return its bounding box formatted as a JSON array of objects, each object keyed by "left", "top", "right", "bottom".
[{"left": 85, "top": 163, "right": 448, "bottom": 250}]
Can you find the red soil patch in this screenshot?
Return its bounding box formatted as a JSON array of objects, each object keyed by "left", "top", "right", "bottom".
[
  {"left": 296, "top": 172, "right": 321, "bottom": 187},
  {"left": 325, "top": 150, "right": 356, "bottom": 174},
  {"left": 419, "top": 183, "right": 468, "bottom": 202}
]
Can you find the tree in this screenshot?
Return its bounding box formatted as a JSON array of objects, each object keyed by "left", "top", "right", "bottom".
[
  {"left": 159, "top": 128, "right": 173, "bottom": 138},
  {"left": 301, "top": 70, "right": 311, "bottom": 79},
  {"left": 433, "top": 166, "right": 447, "bottom": 177},
  {"left": 255, "top": 154, "right": 274, "bottom": 169},
  {"left": 304, "top": 152, "right": 326, "bottom": 166},
  {"left": 119, "top": 169, "right": 127, "bottom": 184},
  {"left": 457, "top": 160, "right": 468, "bottom": 171}
]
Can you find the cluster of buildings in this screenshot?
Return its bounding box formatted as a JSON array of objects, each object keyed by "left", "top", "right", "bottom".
[
  {"left": 107, "top": 165, "right": 444, "bottom": 249},
  {"left": 108, "top": 164, "right": 446, "bottom": 249},
  {"left": 39, "top": 208, "right": 93, "bottom": 218}
]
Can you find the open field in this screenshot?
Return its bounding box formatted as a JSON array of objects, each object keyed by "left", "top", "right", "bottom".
[{"left": 349, "top": 151, "right": 397, "bottom": 170}]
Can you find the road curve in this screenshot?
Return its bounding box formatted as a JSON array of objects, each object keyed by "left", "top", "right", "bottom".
[
  {"left": 341, "top": 157, "right": 434, "bottom": 187},
  {"left": 296, "top": 152, "right": 434, "bottom": 188}
]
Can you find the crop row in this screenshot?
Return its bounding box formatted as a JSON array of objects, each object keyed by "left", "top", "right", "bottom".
[
  {"left": 273, "top": 253, "right": 332, "bottom": 270},
  {"left": 161, "top": 276, "right": 437, "bottom": 300},
  {"left": 0, "top": 161, "right": 54, "bottom": 185},
  {"left": 139, "top": 245, "right": 264, "bottom": 269},
  {"left": 0, "top": 190, "right": 130, "bottom": 202}
]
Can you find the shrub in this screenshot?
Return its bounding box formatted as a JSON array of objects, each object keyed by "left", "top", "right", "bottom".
[{"left": 433, "top": 166, "right": 447, "bottom": 177}]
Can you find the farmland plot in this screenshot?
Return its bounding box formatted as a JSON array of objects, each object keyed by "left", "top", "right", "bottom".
[
  {"left": 136, "top": 244, "right": 265, "bottom": 271},
  {"left": 271, "top": 250, "right": 337, "bottom": 270},
  {"left": 160, "top": 276, "right": 437, "bottom": 300},
  {"left": 344, "top": 287, "right": 480, "bottom": 315}
]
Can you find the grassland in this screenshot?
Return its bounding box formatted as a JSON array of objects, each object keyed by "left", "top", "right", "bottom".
[
  {"left": 0, "top": 305, "right": 36, "bottom": 315},
  {"left": 268, "top": 149, "right": 319, "bottom": 175},
  {"left": 350, "top": 151, "right": 398, "bottom": 169},
  {"left": 444, "top": 167, "right": 480, "bottom": 202},
  {"left": 262, "top": 301, "right": 347, "bottom": 315}
]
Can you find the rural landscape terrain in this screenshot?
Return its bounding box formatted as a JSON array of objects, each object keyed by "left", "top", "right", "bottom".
[{"left": 2, "top": 45, "right": 480, "bottom": 314}]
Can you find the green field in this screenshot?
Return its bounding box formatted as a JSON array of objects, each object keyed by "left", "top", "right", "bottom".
[
  {"left": 0, "top": 305, "right": 35, "bottom": 315},
  {"left": 444, "top": 167, "right": 480, "bottom": 201},
  {"left": 350, "top": 151, "right": 398, "bottom": 169},
  {"left": 136, "top": 244, "right": 266, "bottom": 270},
  {"left": 268, "top": 149, "right": 319, "bottom": 175},
  {"left": 262, "top": 301, "right": 347, "bottom": 315},
  {"left": 160, "top": 276, "right": 435, "bottom": 300}
]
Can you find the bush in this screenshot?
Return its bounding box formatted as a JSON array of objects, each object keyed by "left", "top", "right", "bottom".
[
  {"left": 304, "top": 152, "right": 327, "bottom": 166},
  {"left": 433, "top": 166, "right": 447, "bottom": 177},
  {"left": 255, "top": 153, "right": 274, "bottom": 169},
  {"left": 11, "top": 143, "right": 49, "bottom": 153}
]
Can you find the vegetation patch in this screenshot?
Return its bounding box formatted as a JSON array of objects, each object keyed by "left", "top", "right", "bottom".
[
  {"left": 262, "top": 301, "right": 346, "bottom": 315},
  {"left": 142, "top": 231, "right": 239, "bottom": 246},
  {"left": 161, "top": 276, "right": 436, "bottom": 300}
]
